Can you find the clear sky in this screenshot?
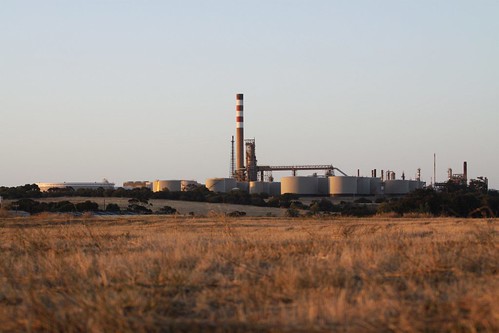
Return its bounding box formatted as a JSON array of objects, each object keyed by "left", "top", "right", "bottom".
[{"left": 1, "top": 0, "right": 498, "bottom": 189}]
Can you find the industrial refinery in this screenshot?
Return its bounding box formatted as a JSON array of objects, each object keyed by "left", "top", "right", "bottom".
[
  {"left": 149, "top": 93, "right": 425, "bottom": 197},
  {"left": 36, "top": 94, "right": 494, "bottom": 197},
  {"left": 199, "top": 93, "right": 424, "bottom": 196}
]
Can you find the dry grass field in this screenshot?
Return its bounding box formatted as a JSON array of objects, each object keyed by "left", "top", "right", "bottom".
[
  {"left": 4, "top": 196, "right": 286, "bottom": 217},
  {"left": 0, "top": 214, "right": 497, "bottom": 332}
]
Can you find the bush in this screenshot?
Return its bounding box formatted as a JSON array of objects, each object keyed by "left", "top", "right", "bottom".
[
  {"left": 354, "top": 197, "right": 372, "bottom": 204},
  {"left": 310, "top": 199, "right": 336, "bottom": 213},
  {"left": 105, "top": 203, "right": 121, "bottom": 212},
  {"left": 127, "top": 198, "right": 152, "bottom": 214},
  {"left": 75, "top": 201, "right": 99, "bottom": 212},
  {"left": 157, "top": 206, "right": 177, "bottom": 215},
  {"left": 285, "top": 208, "right": 300, "bottom": 218},
  {"left": 226, "top": 211, "right": 246, "bottom": 217}
]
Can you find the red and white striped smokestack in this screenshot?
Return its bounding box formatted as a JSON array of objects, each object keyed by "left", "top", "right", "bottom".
[{"left": 236, "top": 93, "right": 244, "bottom": 172}]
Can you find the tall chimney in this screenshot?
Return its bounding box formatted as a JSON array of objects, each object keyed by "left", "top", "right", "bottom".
[
  {"left": 236, "top": 94, "right": 244, "bottom": 173},
  {"left": 463, "top": 161, "right": 468, "bottom": 183},
  {"left": 433, "top": 153, "right": 436, "bottom": 185}
]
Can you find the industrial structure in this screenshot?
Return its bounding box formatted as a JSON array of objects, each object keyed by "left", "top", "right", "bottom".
[
  {"left": 152, "top": 180, "right": 199, "bottom": 192},
  {"left": 36, "top": 180, "right": 115, "bottom": 192},
  {"left": 123, "top": 181, "right": 152, "bottom": 190},
  {"left": 447, "top": 161, "right": 468, "bottom": 186},
  {"left": 203, "top": 93, "right": 425, "bottom": 196},
  {"left": 36, "top": 94, "right": 457, "bottom": 197},
  {"left": 228, "top": 93, "right": 349, "bottom": 182}
]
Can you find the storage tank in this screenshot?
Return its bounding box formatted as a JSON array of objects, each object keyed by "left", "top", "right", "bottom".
[
  {"left": 317, "top": 177, "right": 329, "bottom": 195},
  {"left": 384, "top": 180, "right": 410, "bottom": 195},
  {"left": 249, "top": 181, "right": 270, "bottom": 195},
  {"left": 281, "top": 176, "right": 318, "bottom": 195},
  {"left": 329, "top": 176, "right": 358, "bottom": 196},
  {"left": 408, "top": 180, "right": 424, "bottom": 192},
  {"left": 180, "top": 180, "right": 198, "bottom": 191},
  {"left": 369, "top": 178, "right": 382, "bottom": 195},
  {"left": 206, "top": 178, "right": 237, "bottom": 193},
  {"left": 357, "top": 177, "right": 371, "bottom": 196},
  {"left": 236, "top": 181, "right": 249, "bottom": 192},
  {"left": 269, "top": 182, "right": 281, "bottom": 197},
  {"left": 153, "top": 180, "right": 181, "bottom": 192}
]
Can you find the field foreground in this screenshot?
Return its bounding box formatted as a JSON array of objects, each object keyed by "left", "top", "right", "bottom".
[{"left": 0, "top": 215, "right": 497, "bottom": 332}]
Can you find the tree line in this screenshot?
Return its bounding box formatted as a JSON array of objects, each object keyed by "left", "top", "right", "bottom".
[{"left": 1, "top": 182, "right": 498, "bottom": 217}]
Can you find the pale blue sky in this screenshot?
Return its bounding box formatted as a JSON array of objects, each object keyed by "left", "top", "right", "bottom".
[{"left": 1, "top": 0, "right": 498, "bottom": 189}]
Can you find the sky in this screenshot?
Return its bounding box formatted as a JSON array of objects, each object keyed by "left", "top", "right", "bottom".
[{"left": 1, "top": 0, "right": 498, "bottom": 189}]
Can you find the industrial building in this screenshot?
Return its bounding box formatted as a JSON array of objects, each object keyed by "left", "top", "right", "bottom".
[{"left": 36, "top": 180, "right": 115, "bottom": 192}]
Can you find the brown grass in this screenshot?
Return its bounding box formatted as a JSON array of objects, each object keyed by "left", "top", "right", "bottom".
[
  {"left": 2, "top": 196, "right": 286, "bottom": 217},
  {"left": 0, "top": 215, "right": 497, "bottom": 332}
]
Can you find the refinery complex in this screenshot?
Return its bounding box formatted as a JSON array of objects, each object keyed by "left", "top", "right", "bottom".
[{"left": 36, "top": 94, "right": 488, "bottom": 197}]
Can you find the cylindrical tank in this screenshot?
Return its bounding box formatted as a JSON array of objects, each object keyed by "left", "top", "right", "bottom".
[
  {"left": 236, "top": 181, "right": 249, "bottom": 192},
  {"left": 180, "top": 180, "right": 198, "bottom": 191},
  {"left": 357, "top": 177, "right": 371, "bottom": 196},
  {"left": 329, "top": 176, "right": 358, "bottom": 196},
  {"left": 281, "top": 176, "right": 319, "bottom": 195},
  {"left": 249, "top": 181, "right": 270, "bottom": 195},
  {"left": 269, "top": 182, "right": 281, "bottom": 197},
  {"left": 369, "top": 178, "right": 382, "bottom": 195},
  {"left": 384, "top": 180, "right": 410, "bottom": 195},
  {"left": 317, "top": 177, "right": 329, "bottom": 195},
  {"left": 153, "top": 180, "right": 181, "bottom": 192},
  {"left": 408, "top": 180, "right": 423, "bottom": 192},
  {"left": 206, "top": 178, "right": 237, "bottom": 193}
]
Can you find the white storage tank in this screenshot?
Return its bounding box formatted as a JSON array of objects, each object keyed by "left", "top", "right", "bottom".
[
  {"left": 329, "top": 176, "right": 358, "bottom": 196},
  {"left": 369, "top": 178, "right": 382, "bottom": 195},
  {"left": 269, "top": 182, "right": 281, "bottom": 197},
  {"left": 249, "top": 181, "right": 270, "bottom": 195},
  {"left": 384, "top": 180, "right": 410, "bottom": 195},
  {"left": 180, "top": 180, "right": 198, "bottom": 191},
  {"left": 206, "top": 178, "right": 237, "bottom": 193},
  {"left": 281, "top": 176, "right": 319, "bottom": 195},
  {"left": 317, "top": 177, "right": 330, "bottom": 195},
  {"left": 357, "top": 177, "right": 371, "bottom": 196},
  {"left": 153, "top": 180, "right": 181, "bottom": 192}
]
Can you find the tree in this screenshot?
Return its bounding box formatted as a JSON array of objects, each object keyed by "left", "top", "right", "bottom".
[
  {"left": 157, "top": 205, "right": 177, "bottom": 215},
  {"left": 51, "top": 201, "right": 76, "bottom": 213},
  {"left": 127, "top": 198, "right": 152, "bottom": 214},
  {"left": 75, "top": 201, "right": 99, "bottom": 212},
  {"left": 105, "top": 203, "right": 121, "bottom": 212}
]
